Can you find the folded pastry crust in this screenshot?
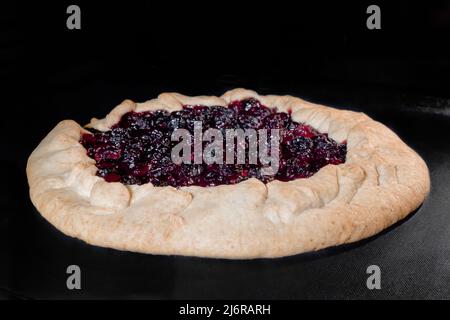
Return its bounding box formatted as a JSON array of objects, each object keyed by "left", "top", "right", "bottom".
[{"left": 26, "top": 89, "right": 430, "bottom": 259}]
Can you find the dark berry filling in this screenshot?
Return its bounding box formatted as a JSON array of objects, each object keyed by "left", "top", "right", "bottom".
[{"left": 80, "top": 98, "right": 346, "bottom": 187}]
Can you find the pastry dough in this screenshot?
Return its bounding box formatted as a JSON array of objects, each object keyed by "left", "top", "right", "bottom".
[{"left": 26, "top": 89, "right": 430, "bottom": 259}]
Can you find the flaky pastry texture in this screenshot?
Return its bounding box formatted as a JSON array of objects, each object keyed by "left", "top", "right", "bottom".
[{"left": 26, "top": 89, "right": 430, "bottom": 259}]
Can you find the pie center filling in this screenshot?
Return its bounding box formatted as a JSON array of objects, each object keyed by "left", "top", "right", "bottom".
[{"left": 80, "top": 98, "right": 347, "bottom": 187}]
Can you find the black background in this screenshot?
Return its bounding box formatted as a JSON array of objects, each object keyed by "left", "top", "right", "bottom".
[{"left": 1, "top": 1, "right": 450, "bottom": 299}]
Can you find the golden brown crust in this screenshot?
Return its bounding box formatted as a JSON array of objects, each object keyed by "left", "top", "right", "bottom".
[{"left": 26, "top": 89, "right": 430, "bottom": 259}]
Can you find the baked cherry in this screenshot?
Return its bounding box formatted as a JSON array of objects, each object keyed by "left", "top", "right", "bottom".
[{"left": 80, "top": 99, "right": 347, "bottom": 187}]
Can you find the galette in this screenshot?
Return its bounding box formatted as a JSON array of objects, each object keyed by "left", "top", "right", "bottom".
[{"left": 26, "top": 89, "right": 430, "bottom": 259}]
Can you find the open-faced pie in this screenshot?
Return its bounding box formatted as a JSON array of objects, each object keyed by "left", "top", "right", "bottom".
[{"left": 26, "top": 89, "right": 430, "bottom": 259}]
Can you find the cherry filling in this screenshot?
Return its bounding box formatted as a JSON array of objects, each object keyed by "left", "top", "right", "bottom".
[{"left": 80, "top": 98, "right": 346, "bottom": 187}]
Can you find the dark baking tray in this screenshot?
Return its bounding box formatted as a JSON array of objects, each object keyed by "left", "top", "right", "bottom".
[{"left": 2, "top": 81, "right": 450, "bottom": 300}]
